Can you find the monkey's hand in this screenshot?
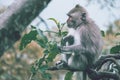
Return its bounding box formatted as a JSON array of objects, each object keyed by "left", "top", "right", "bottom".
[
  {"left": 55, "top": 60, "right": 68, "bottom": 69},
  {"left": 57, "top": 46, "right": 63, "bottom": 53},
  {"left": 61, "top": 35, "right": 74, "bottom": 46}
]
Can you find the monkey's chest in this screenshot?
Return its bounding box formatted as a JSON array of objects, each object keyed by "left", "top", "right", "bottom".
[
  {"left": 74, "top": 32, "right": 81, "bottom": 45},
  {"left": 67, "top": 28, "right": 81, "bottom": 45}
]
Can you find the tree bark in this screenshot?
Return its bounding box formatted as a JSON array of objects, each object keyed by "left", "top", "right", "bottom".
[{"left": 0, "top": 0, "right": 51, "bottom": 56}]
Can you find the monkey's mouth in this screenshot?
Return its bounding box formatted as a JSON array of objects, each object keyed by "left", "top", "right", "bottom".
[{"left": 67, "top": 21, "right": 76, "bottom": 28}]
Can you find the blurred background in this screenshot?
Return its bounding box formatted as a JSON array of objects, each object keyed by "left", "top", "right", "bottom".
[{"left": 0, "top": 0, "right": 120, "bottom": 80}]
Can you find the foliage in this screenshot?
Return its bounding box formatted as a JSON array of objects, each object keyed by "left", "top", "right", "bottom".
[
  {"left": 115, "top": 32, "right": 120, "bottom": 37},
  {"left": 64, "top": 72, "right": 73, "bottom": 80},
  {"left": 20, "top": 18, "right": 69, "bottom": 80},
  {"left": 110, "top": 32, "right": 120, "bottom": 54},
  {"left": 101, "top": 30, "right": 105, "bottom": 37},
  {"left": 20, "top": 18, "right": 120, "bottom": 80},
  {"left": 110, "top": 45, "right": 120, "bottom": 54}
]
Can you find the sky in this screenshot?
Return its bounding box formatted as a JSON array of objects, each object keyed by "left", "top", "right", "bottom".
[
  {"left": 0, "top": 0, "right": 14, "bottom": 6},
  {"left": 0, "top": 0, "right": 120, "bottom": 30}
]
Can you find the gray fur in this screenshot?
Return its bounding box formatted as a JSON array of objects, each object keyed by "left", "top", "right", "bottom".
[
  {"left": 59, "top": 4, "right": 103, "bottom": 80},
  {"left": 61, "top": 5, "right": 103, "bottom": 70}
]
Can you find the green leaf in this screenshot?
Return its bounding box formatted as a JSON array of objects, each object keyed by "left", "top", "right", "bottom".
[
  {"left": 39, "top": 65, "right": 48, "bottom": 73},
  {"left": 43, "top": 49, "right": 49, "bottom": 55},
  {"left": 37, "top": 29, "right": 48, "bottom": 43},
  {"left": 48, "top": 18, "right": 61, "bottom": 29},
  {"left": 19, "top": 30, "right": 37, "bottom": 50},
  {"left": 61, "top": 31, "right": 68, "bottom": 37},
  {"left": 64, "top": 71, "right": 73, "bottom": 80},
  {"left": 47, "top": 42, "right": 59, "bottom": 62},
  {"left": 39, "top": 65, "right": 51, "bottom": 80},
  {"left": 115, "top": 32, "right": 120, "bottom": 36},
  {"left": 38, "top": 58, "right": 45, "bottom": 66},
  {"left": 101, "top": 30, "right": 105, "bottom": 37},
  {"left": 36, "top": 29, "right": 48, "bottom": 48},
  {"left": 48, "top": 18, "right": 58, "bottom": 25},
  {"left": 37, "top": 39, "right": 46, "bottom": 48},
  {"left": 57, "top": 22, "right": 60, "bottom": 29},
  {"left": 110, "top": 45, "right": 120, "bottom": 54},
  {"left": 41, "top": 72, "right": 51, "bottom": 80},
  {"left": 31, "top": 65, "right": 36, "bottom": 75},
  {"left": 47, "top": 52, "right": 58, "bottom": 62}
]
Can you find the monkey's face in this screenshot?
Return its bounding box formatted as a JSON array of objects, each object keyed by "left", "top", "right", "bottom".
[
  {"left": 67, "top": 15, "right": 75, "bottom": 28},
  {"left": 67, "top": 11, "right": 82, "bottom": 29}
]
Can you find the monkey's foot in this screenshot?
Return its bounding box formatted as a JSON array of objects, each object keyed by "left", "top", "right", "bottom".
[{"left": 55, "top": 60, "right": 68, "bottom": 69}]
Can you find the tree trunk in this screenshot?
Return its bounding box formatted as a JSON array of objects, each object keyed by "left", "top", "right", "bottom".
[{"left": 0, "top": 0, "right": 51, "bottom": 56}]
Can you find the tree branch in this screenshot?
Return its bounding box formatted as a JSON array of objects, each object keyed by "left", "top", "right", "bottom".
[
  {"left": 48, "top": 54, "right": 120, "bottom": 80},
  {"left": 87, "top": 69, "right": 120, "bottom": 80},
  {"left": 93, "top": 53, "right": 120, "bottom": 70},
  {"left": 0, "top": 0, "right": 51, "bottom": 56}
]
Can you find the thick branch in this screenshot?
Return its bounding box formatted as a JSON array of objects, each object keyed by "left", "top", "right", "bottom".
[
  {"left": 97, "top": 72, "right": 120, "bottom": 80},
  {"left": 93, "top": 53, "right": 120, "bottom": 70},
  {"left": 0, "top": 0, "right": 51, "bottom": 56},
  {"left": 48, "top": 66, "right": 81, "bottom": 72},
  {"left": 87, "top": 69, "right": 120, "bottom": 80},
  {"left": 96, "top": 58, "right": 120, "bottom": 71},
  {"left": 48, "top": 65, "right": 120, "bottom": 80},
  {"left": 48, "top": 54, "right": 120, "bottom": 80}
]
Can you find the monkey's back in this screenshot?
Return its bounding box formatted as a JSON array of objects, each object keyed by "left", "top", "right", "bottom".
[{"left": 79, "top": 20, "right": 103, "bottom": 64}]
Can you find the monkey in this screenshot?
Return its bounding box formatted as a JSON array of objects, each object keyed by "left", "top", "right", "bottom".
[{"left": 56, "top": 4, "right": 104, "bottom": 80}]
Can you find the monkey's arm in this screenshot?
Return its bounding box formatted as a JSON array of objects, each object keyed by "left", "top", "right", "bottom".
[
  {"left": 61, "top": 45, "right": 86, "bottom": 53},
  {"left": 60, "top": 30, "right": 96, "bottom": 54},
  {"left": 61, "top": 35, "right": 74, "bottom": 46}
]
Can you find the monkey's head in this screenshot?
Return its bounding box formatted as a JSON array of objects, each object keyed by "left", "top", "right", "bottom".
[{"left": 67, "top": 4, "right": 87, "bottom": 29}]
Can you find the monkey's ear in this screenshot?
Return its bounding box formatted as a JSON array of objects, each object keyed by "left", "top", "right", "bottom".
[{"left": 75, "top": 4, "right": 80, "bottom": 8}]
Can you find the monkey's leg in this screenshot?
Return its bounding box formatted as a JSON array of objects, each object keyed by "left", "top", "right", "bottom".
[
  {"left": 63, "top": 54, "right": 72, "bottom": 62},
  {"left": 55, "top": 60, "right": 68, "bottom": 69},
  {"left": 56, "top": 52, "right": 72, "bottom": 68}
]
